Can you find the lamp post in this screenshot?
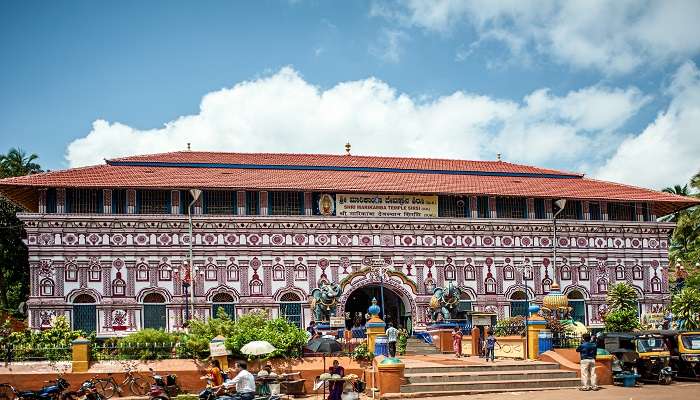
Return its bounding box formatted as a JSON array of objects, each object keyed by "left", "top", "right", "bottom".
[
  {"left": 515, "top": 263, "right": 532, "bottom": 360},
  {"left": 552, "top": 199, "right": 567, "bottom": 288},
  {"left": 187, "top": 189, "right": 202, "bottom": 322},
  {"left": 372, "top": 257, "right": 389, "bottom": 321}
]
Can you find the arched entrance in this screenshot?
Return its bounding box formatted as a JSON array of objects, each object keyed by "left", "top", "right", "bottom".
[
  {"left": 567, "top": 290, "right": 586, "bottom": 324},
  {"left": 211, "top": 292, "right": 236, "bottom": 320},
  {"left": 344, "top": 285, "right": 406, "bottom": 330},
  {"left": 73, "top": 293, "right": 96, "bottom": 333},
  {"left": 510, "top": 291, "right": 529, "bottom": 318},
  {"left": 279, "top": 292, "right": 303, "bottom": 329},
  {"left": 143, "top": 292, "right": 166, "bottom": 330}
]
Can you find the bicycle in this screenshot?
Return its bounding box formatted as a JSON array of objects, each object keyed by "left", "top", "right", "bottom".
[{"left": 92, "top": 362, "right": 149, "bottom": 398}]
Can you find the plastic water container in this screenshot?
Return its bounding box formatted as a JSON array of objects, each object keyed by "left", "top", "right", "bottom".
[
  {"left": 269, "top": 383, "right": 281, "bottom": 395},
  {"left": 538, "top": 330, "right": 553, "bottom": 354},
  {"left": 374, "top": 335, "right": 388, "bottom": 357}
]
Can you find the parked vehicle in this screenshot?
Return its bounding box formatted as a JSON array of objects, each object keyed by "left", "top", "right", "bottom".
[
  {"left": 90, "top": 369, "right": 149, "bottom": 398},
  {"left": 598, "top": 332, "right": 675, "bottom": 385},
  {"left": 0, "top": 377, "right": 70, "bottom": 400},
  {"left": 147, "top": 368, "right": 179, "bottom": 400},
  {"left": 661, "top": 330, "right": 700, "bottom": 380},
  {"left": 62, "top": 379, "right": 103, "bottom": 400}
]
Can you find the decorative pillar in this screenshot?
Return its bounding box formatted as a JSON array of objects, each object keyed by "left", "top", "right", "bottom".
[
  {"left": 71, "top": 337, "right": 91, "bottom": 373},
  {"left": 102, "top": 262, "right": 112, "bottom": 297},
  {"left": 127, "top": 189, "right": 136, "bottom": 214},
  {"left": 488, "top": 196, "right": 496, "bottom": 218},
  {"left": 526, "top": 305, "right": 546, "bottom": 360},
  {"left": 263, "top": 264, "right": 273, "bottom": 296},
  {"left": 56, "top": 188, "right": 66, "bottom": 213},
  {"left": 376, "top": 358, "right": 405, "bottom": 395},
  {"left": 544, "top": 199, "right": 552, "bottom": 219},
  {"left": 170, "top": 190, "right": 180, "bottom": 215},
  {"left": 471, "top": 326, "right": 480, "bottom": 356},
  {"left": 366, "top": 298, "right": 386, "bottom": 354},
  {"left": 470, "top": 196, "right": 478, "bottom": 218},
  {"left": 240, "top": 266, "right": 250, "bottom": 296},
  {"left": 193, "top": 194, "right": 202, "bottom": 215},
  {"left": 582, "top": 201, "right": 590, "bottom": 220},
  {"left": 38, "top": 188, "right": 47, "bottom": 213},
  {"left": 103, "top": 189, "right": 112, "bottom": 214},
  {"left": 304, "top": 192, "right": 313, "bottom": 215},
  {"left": 601, "top": 202, "right": 608, "bottom": 220},
  {"left": 259, "top": 191, "right": 269, "bottom": 215},
  {"left": 126, "top": 262, "right": 136, "bottom": 297},
  {"left": 527, "top": 198, "right": 535, "bottom": 219},
  {"left": 237, "top": 191, "right": 246, "bottom": 215}
]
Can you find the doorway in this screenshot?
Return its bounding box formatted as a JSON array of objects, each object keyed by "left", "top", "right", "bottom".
[{"left": 344, "top": 285, "right": 406, "bottom": 329}]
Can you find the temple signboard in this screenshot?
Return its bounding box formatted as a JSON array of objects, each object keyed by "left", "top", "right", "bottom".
[{"left": 336, "top": 194, "right": 438, "bottom": 218}]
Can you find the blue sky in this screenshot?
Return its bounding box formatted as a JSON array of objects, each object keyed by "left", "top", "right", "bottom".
[{"left": 1, "top": 0, "right": 699, "bottom": 190}]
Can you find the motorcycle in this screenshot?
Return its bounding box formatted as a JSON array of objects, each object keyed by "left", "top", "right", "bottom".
[
  {"left": 148, "top": 368, "right": 180, "bottom": 400},
  {"left": 62, "top": 380, "right": 102, "bottom": 400},
  {"left": 0, "top": 377, "right": 70, "bottom": 400}
]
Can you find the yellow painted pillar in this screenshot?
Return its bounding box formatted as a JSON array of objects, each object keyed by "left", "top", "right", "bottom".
[
  {"left": 71, "top": 337, "right": 91, "bottom": 373},
  {"left": 526, "top": 305, "right": 546, "bottom": 360},
  {"left": 210, "top": 335, "right": 229, "bottom": 370},
  {"left": 366, "top": 298, "right": 386, "bottom": 354}
]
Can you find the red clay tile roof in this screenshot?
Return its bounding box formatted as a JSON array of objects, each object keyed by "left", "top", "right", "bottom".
[{"left": 0, "top": 151, "right": 697, "bottom": 215}]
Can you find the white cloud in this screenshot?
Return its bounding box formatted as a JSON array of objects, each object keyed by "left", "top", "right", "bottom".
[
  {"left": 67, "top": 66, "right": 652, "bottom": 184},
  {"left": 374, "top": 0, "right": 700, "bottom": 75},
  {"left": 369, "top": 28, "right": 408, "bottom": 63},
  {"left": 595, "top": 61, "right": 700, "bottom": 189}
]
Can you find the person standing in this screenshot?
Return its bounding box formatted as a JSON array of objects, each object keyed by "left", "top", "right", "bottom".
[
  {"left": 576, "top": 333, "right": 599, "bottom": 391},
  {"left": 451, "top": 326, "right": 463, "bottom": 358},
  {"left": 327, "top": 359, "right": 345, "bottom": 400},
  {"left": 386, "top": 323, "right": 399, "bottom": 358},
  {"left": 484, "top": 329, "right": 499, "bottom": 362}
]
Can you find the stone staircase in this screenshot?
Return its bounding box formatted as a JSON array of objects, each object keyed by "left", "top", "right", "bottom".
[
  {"left": 404, "top": 337, "right": 441, "bottom": 355},
  {"left": 396, "top": 361, "right": 580, "bottom": 397}
]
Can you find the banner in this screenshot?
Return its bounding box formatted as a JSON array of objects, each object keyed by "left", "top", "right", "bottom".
[{"left": 336, "top": 194, "right": 438, "bottom": 218}]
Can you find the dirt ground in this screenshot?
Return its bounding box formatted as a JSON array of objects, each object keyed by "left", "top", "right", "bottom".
[{"left": 416, "top": 382, "right": 700, "bottom": 400}]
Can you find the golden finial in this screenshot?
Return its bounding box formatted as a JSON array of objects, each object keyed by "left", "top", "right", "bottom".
[
  {"left": 497, "top": 153, "right": 501, "bottom": 161},
  {"left": 345, "top": 142, "right": 351, "bottom": 156},
  {"left": 187, "top": 142, "right": 191, "bottom": 151}
]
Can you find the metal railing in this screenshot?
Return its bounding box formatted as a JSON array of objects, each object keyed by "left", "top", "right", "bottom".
[
  {"left": 551, "top": 332, "right": 582, "bottom": 349},
  {"left": 1, "top": 344, "right": 72, "bottom": 363},
  {"left": 91, "top": 341, "right": 180, "bottom": 361}
]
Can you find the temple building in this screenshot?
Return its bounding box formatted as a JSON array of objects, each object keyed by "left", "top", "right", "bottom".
[{"left": 0, "top": 150, "right": 696, "bottom": 336}]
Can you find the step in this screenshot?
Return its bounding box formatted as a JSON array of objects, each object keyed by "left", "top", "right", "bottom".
[
  {"left": 400, "top": 377, "right": 581, "bottom": 393},
  {"left": 404, "top": 369, "right": 577, "bottom": 384},
  {"left": 404, "top": 362, "right": 560, "bottom": 374},
  {"left": 383, "top": 386, "right": 575, "bottom": 399}
]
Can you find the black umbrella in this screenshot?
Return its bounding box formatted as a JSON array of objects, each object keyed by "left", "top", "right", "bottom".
[{"left": 306, "top": 337, "right": 343, "bottom": 354}]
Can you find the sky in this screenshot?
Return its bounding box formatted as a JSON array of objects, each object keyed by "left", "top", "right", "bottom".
[{"left": 1, "top": 0, "right": 699, "bottom": 190}]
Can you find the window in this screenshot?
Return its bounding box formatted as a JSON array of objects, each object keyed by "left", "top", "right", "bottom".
[
  {"left": 608, "top": 202, "right": 635, "bottom": 221},
  {"left": 270, "top": 191, "right": 303, "bottom": 215},
  {"left": 280, "top": 293, "right": 303, "bottom": 328},
  {"left": 560, "top": 266, "right": 571, "bottom": 280},
  {"left": 137, "top": 190, "right": 171, "bottom": 214},
  {"left": 205, "top": 265, "right": 217, "bottom": 281},
  {"left": 294, "top": 264, "right": 307, "bottom": 280},
  {"left": 641, "top": 202, "right": 651, "bottom": 221},
  {"left": 136, "top": 264, "right": 149, "bottom": 281},
  {"left": 89, "top": 265, "right": 101, "bottom": 282},
  {"left": 227, "top": 265, "right": 239, "bottom": 281},
  {"left": 112, "top": 273, "right": 126, "bottom": 297},
  {"left": 464, "top": 266, "right": 475, "bottom": 280},
  {"left": 597, "top": 278, "right": 608, "bottom": 293},
  {"left": 495, "top": 197, "right": 527, "bottom": 219},
  {"left": 65, "top": 188, "right": 103, "bottom": 214},
  {"left": 503, "top": 266, "right": 515, "bottom": 280},
  {"left": 438, "top": 196, "right": 468, "bottom": 218},
  {"left": 579, "top": 266, "right": 590, "bottom": 280},
  {"left": 477, "top": 196, "right": 490, "bottom": 218},
  {"left": 203, "top": 190, "right": 236, "bottom": 215},
  {"left": 616, "top": 266, "right": 625, "bottom": 280},
  {"left": 445, "top": 265, "right": 456, "bottom": 281},
  {"left": 542, "top": 278, "right": 552, "bottom": 293},
  {"left": 589, "top": 202, "right": 601, "bottom": 220},
  {"left": 159, "top": 265, "right": 172, "bottom": 281},
  {"left": 112, "top": 189, "right": 127, "bottom": 214},
  {"left": 485, "top": 277, "right": 497, "bottom": 294},
  {"left": 246, "top": 191, "right": 259, "bottom": 215},
  {"left": 250, "top": 279, "right": 263, "bottom": 296},
  {"left": 40, "top": 279, "right": 54, "bottom": 296},
  {"left": 651, "top": 277, "right": 661, "bottom": 293},
  {"left": 65, "top": 264, "right": 78, "bottom": 282},
  {"left": 273, "top": 265, "right": 284, "bottom": 281},
  {"left": 554, "top": 200, "right": 582, "bottom": 220},
  {"left": 534, "top": 198, "right": 546, "bottom": 219},
  {"left": 633, "top": 266, "right": 643, "bottom": 280},
  {"left": 46, "top": 188, "right": 57, "bottom": 213}
]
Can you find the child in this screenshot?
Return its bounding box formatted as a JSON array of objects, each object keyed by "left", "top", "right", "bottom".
[{"left": 484, "top": 329, "right": 500, "bottom": 362}]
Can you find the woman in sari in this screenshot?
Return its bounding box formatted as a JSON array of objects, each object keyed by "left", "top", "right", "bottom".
[
  {"left": 452, "top": 326, "right": 463, "bottom": 358},
  {"left": 327, "top": 359, "right": 345, "bottom": 400}
]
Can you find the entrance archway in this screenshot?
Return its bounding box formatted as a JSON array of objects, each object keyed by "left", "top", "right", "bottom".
[
  {"left": 343, "top": 285, "right": 406, "bottom": 330},
  {"left": 567, "top": 290, "right": 586, "bottom": 324},
  {"left": 143, "top": 292, "right": 166, "bottom": 330},
  {"left": 73, "top": 293, "right": 96, "bottom": 334}
]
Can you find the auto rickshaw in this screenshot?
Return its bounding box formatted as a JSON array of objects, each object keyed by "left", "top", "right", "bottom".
[
  {"left": 598, "top": 332, "right": 674, "bottom": 384},
  {"left": 661, "top": 330, "right": 700, "bottom": 380}
]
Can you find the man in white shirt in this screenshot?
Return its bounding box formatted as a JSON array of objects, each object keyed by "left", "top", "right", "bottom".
[
  {"left": 386, "top": 323, "right": 399, "bottom": 358},
  {"left": 218, "top": 361, "right": 256, "bottom": 400}
]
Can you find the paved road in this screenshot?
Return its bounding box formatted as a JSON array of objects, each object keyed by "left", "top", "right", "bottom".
[{"left": 413, "top": 382, "right": 700, "bottom": 400}]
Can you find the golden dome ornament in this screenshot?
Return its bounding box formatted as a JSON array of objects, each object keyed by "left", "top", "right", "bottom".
[{"left": 543, "top": 283, "right": 568, "bottom": 311}]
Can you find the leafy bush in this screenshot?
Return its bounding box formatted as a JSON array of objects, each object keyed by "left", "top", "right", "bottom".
[
  {"left": 5, "top": 316, "right": 88, "bottom": 361},
  {"left": 350, "top": 342, "right": 374, "bottom": 361},
  {"left": 607, "top": 283, "right": 639, "bottom": 312},
  {"left": 178, "top": 308, "right": 236, "bottom": 359},
  {"left": 493, "top": 316, "right": 525, "bottom": 337},
  {"left": 670, "top": 287, "right": 700, "bottom": 330},
  {"left": 604, "top": 308, "right": 640, "bottom": 332},
  {"left": 223, "top": 311, "right": 307, "bottom": 359},
  {"left": 118, "top": 329, "right": 179, "bottom": 360}
]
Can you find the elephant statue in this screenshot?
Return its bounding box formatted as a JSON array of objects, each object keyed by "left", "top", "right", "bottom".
[
  {"left": 310, "top": 282, "right": 343, "bottom": 322},
  {"left": 429, "top": 281, "right": 462, "bottom": 322}
]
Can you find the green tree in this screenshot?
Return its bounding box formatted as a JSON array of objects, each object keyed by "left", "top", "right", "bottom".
[
  {"left": 0, "top": 148, "right": 42, "bottom": 311},
  {"left": 606, "top": 282, "right": 639, "bottom": 312},
  {"left": 604, "top": 308, "right": 640, "bottom": 332},
  {"left": 670, "top": 287, "right": 700, "bottom": 330}
]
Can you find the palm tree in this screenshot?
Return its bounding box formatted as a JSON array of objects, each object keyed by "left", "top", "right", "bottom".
[
  {"left": 606, "top": 282, "right": 639, "bottom": 312},
  {"left": 0, "top": 148, "right": 42, "bottom": 178},
  {"left": 670, "top": 287, "right": 700, "bottom": 330},
  {"left": 691, "top": 170, "right": 700, "bottom": 194},
  {"left": 661, "top": 184, "right": 691, "bottom": 222}
]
